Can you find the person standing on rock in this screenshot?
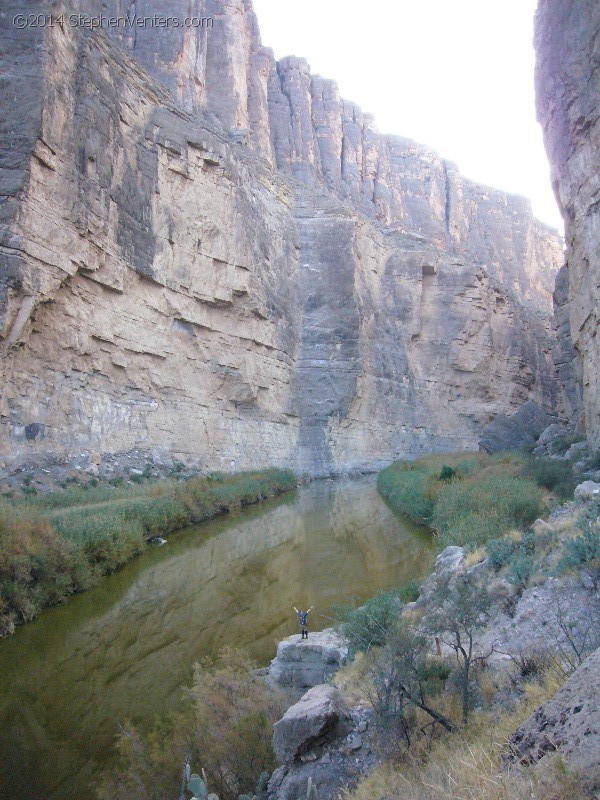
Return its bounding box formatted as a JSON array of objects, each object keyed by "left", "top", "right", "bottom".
[{"left": 293, "top": 606, "right": 313, "bottom": 639}]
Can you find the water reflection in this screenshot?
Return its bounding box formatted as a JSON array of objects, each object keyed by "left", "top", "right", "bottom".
[{"left": 0, "top": 478, "right": 432, "bottom": 800}]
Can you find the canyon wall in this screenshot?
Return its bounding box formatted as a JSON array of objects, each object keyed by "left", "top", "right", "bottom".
[
  {"left": 0, "top": 0, "right": 563, "bottom": 476},
  {"left": 535, "top": 0, "right": 600, "bottom": 447}
]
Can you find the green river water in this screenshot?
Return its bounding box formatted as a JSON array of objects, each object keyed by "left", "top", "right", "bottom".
[{"left": 0, "top": 477, "right": 433, "bottom": 800}]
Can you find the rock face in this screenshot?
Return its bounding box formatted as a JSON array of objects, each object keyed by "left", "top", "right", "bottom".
[
  {"left": 269, "top": 684, "right": 364, "bottom": 800},
  {"left": 268, "top": 630, "right": 349, "bottom": 696},
  {"left": 535, "top": 0, "right": 600, "bottom": 448},
  {"left": 272, "top": 684, "right": 353, "bottom": 764},
  {"left": 574, "top": 481, "right": 600, "bottom": 500},
  {"left": 479, "top": 400, "right": 556, "bottom": 453},
  {"left": 507, "top": 647, "right": 600, "bottom": 789},
  {"left": 0, "top": 1, "right": 564, "bottom": 476}
]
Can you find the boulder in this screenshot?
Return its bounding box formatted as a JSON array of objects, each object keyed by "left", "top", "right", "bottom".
[
  {"left": 538, "top": 423, "right": 569, "bottom": 447},
  {"left": 267, "top": 760, "right": 359, "bottom": 800},
  {"left": 479, "top": 401, "right": 555, "bottom": 454},
  {"left": 268, "top": 629, "right": 348, "bottom": 695},
  {"left": 272, "top": 684, "right": 353, "bottom": 764},
  {"left": 414, "top": 546, "right": 465, "bottom": 607},
  {"left": 506, "top": 647, "right": 600, "bottom": 789},
  {"left": 574, "top": 481, "right": 600, "bottom": 500},
  {"left": 565, "top": 441, "right": 588, "bottom": 460}
]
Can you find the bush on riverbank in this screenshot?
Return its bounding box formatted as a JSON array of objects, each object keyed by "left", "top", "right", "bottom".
[
  {"left": 98, "top": 648, "right": 286, "bottom": 800},
  {"left": 0, "top": 469, "right": 296, "bottom": 636}
]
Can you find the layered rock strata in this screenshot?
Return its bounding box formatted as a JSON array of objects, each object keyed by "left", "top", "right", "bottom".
[
  {"left": 0, "top": 0, "right": 563, "bottom": 476},
  {"left": 535, "top": 0, "right": 600, "bottom": 447}
]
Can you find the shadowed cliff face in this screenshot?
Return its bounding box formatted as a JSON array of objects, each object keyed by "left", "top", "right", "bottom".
[
  {"left": 0, "top": 0, "right": 563, "bottom": 475},
  {"left": 535, "top": 0, "right": 600, "bottom": 447}
]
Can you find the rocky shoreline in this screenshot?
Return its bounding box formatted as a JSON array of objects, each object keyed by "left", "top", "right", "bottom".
[{"left": 262, "top": 488, "right": 600, "bottom": 799}]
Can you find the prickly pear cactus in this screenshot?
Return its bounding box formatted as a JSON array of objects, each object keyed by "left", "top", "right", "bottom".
[
  {"left": 255, "top": 771, "right": 269, "bottom": 800},
  {"left": 306, "top": 777, "right": 317, "bottom": 800},
  {"left": 188, "top": 772, "right": 209, "bottom": 800},
  {"left": 187, "top": 767, "right": 219, "bottom": 800}
]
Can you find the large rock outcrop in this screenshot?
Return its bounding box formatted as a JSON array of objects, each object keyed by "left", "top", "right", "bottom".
[
  {"left": 479, "top": 400, "right": 556, "bottom": 453},
  {"left": 0, "top": 1, "right": 564, "bottom": 476},
  {"left": 507, "top": 647, "right": 600, "bottom": 790},
  {"left": 535, "top": 0, "right": 600, "bottom": 448},
  {"left": 268, "top": 629, "right": 348, "bottom": 696}
]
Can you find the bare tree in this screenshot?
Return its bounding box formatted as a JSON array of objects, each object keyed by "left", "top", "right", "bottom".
[
  {"left": 423, "top": 575, "right": 493, "bottom": 724},
  {"left": 364, "top": 620, "right": 455, "bottom": 756}
]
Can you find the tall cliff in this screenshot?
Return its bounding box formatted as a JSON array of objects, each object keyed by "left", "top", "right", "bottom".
[
  {"left": 0, "top": 0, "right": 563, "bottom": 477},
  {"left": 535, "top": 0, "right": 600, "bottom": 447}
]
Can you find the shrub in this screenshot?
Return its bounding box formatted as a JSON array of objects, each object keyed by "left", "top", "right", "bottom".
[
  {"left": 486, "top": 537, "right": 516, "bottom": 571},
  {"left": 334, "top": 591, "right": 402, "bottom": 657},
  {"left": 586, "top": 450, "right": 600, "bottom": 471},
  {"left": 524, "top": 457, "right": 576, "bottom": 500},
  {"left": 557, "top": 520, "right": 600, "bottom": 588},
  {"left": 550, "top": 432, "right": 585, "bottom": 455},
  {"left": 365, "top": 621, "right": 454, "bottom": 755},
  {"left": 397, "top": 579, "right": 421, "bottom": 603},
  {"left": 439, "top": 465, "right": 457, "bottom": 482},
  {"left": 0, "top": 508, "right": 90, "bottom": 634},
  {"left": 98, "top": 648, "right": 285, "bottom": 800},
  {"left": 506, "top": 552, "right": 535, "bottom": 589}
]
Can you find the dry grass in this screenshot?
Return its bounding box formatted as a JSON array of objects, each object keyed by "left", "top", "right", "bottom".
[
  {"left": 331, "top": 652, "right": 372, "bottom": 706},
  {"left": 464, "top": 547, "right": 486, "bottom": 568},
  {"left": 342, "top": 670, "right": 595, "bottom": 800}
]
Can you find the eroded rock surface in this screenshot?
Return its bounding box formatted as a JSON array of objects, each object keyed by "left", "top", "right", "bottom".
[
  {"left": 272, "top": 684, "right": 353, "bottom": 764},
  {"left": 507, "top": 647, "right": 600, "bottom": 789},
  {"left": 0, "top": 0, "right": 564, "bottom": 476},
  {"left": 269, "top": 687, "right": 373, "bottom": 800},
  {"left": 268, "top": 629, "right": 348, "bottom": 697},
  {"left": 479, "top": 400, "right": 556, "bottom": 454}
]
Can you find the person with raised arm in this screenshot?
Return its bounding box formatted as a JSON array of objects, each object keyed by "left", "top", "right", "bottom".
[{"left": 293, "top": 605, "right": 313, "bottom": 639}]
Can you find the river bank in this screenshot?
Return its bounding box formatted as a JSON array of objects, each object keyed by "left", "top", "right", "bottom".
[
  {"left": 0, "top": 476, "right": 432, "bottom": 800},
  {"left": 0, "top": 468, "right": 296, "bottom": 636},
  {"left": 258, "top": 478, "right": 599, "bottom": 800}
]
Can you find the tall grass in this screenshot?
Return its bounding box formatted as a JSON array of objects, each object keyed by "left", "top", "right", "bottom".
[
  {"left": 0, "top": 469, "right": 296, "bottom": 636},
  {"left": 378, "top": 452, "right": 546, "bottom": 550}
]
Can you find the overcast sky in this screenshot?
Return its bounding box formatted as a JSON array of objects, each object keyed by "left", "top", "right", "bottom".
[{"left": 252, "top": 0, "right": 562, "bottom": 232}]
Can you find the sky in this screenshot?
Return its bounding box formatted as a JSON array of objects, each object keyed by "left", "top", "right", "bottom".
[{"left": 252, "top": 0, "right": 562, "bottom": 232}]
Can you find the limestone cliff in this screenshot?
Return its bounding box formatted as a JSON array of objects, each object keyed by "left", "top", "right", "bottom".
[
  {"left": 0, "top": 0, "right": 563, "bottom": 476},
  {"left": 535, "top": 0, "right": 600, "bottom": 447}
]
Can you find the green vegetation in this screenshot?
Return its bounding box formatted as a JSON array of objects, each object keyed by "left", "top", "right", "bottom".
[
  {"left": 333, "top": 579, "right": 423, "bottom": 659},
  {"left": 333, "top": 590, "right": 403, "bottom": 657},
  {"left": 0, "top": 469, "right": 296, "bottom": 636},
  {"left": 549, "top": 431, "right": 585, "bottom": 456},
  {"left": 523, "top": 456, "right": 577, "bottom": 500},
  {"left": 98, "top": 648, "right": 286, "bottom": 800},
  {"left": 483, "top": 497, "right": 599, "bottom": 594},
  {"left": 378, "top": 451, "right": 551, "bottom": 549},
  {"left": 422, "top": 575, "right": 492, "bottom": 725},
  {"left": 556, "top": 499, "right": 600, "bottom": 588}
]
